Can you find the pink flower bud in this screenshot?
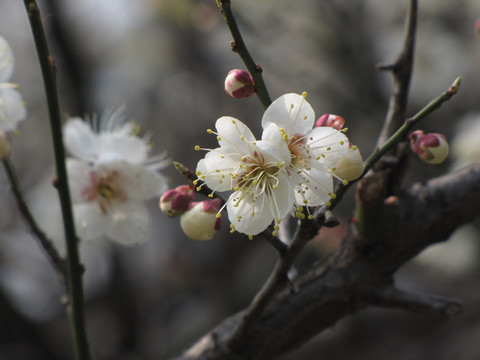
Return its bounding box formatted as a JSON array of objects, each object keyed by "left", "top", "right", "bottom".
[
  {"left": 0, "top": 131, "right": 11, "bottom": 160},
  {"left": 180, "top": 198, "right": 222, "bottom": 240},
  {"left": 408, "top": 130, "right": 449, "bottom": 164},
  {"left": 315, "top": 114, "right": 345, "bottom": 130},
  {"left": 224, "top": 69, "right": 255, "bottom": 98},
  {"left": 159, "top": 185, "right": 195, "bottom": 217},
  {"left": 476, "top": 19, "right": 480, "bottom": 38},
  {"left": 331, "top": 145, "right": 364, "bottom": 181}
]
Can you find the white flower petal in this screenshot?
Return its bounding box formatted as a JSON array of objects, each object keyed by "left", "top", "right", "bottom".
[
  {"left": 0, "top": 86, "right": 26, "bottom": 132},
  {"left": 97, "top": 133, "right": 149, "bottom": 164},
  {"left": 227, "top": 191, "right": 274, "bottom": 236},
  {"left": 64, "top": 118, "right": 100, "bottom": 162},
  {"left": 109, "top": 161, "right": 167, "bottom": 200},
  {"left": 307, "top": 126, "right": 350, "bottom": 167},
  {"left": 66, "top": 158, "right": 92, "bottom": 201},
  {"left": 215, "top": 116, "right": 256, "bottom": 154},
  {"left": 262, "top": 93, "right": 315, "bottom": 135},
  {"left": 292, "top": 167, "right": 334, "bottom": 206},
  {"left": 105, "top": 202, "right": 150, "bottom": 245},
  {"left": 74, "top": 203, "right": 108, "bottom": 240},
  {"left": 259, "top": 123, "right": 292, "bottom": 165},
  {"left": 196, "top": 151, "right": 237, "bottom": 192}
]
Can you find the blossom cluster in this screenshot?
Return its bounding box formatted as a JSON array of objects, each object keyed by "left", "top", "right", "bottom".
[
  {"left": 63, "top": 106, "right": 168, "bottom": 245},
  {"left": 195, "top": 93, "right": 364, "bottom": 238}
]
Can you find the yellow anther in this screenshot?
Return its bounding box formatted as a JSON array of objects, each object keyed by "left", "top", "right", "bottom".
[
  {"left": 343, "top": 179, "right": 349, "bottom": 185},
  {"left": 302, "top": 91, "right": 307, "bottom": 98},
  {"left": 331, "top": 193, "right": 337, "bottom": 199},
  {"left": 326, "top": 201, "right": 332, "bottom": 207},
  {"left": 216, "top": 213, "right": 221, "bottom": 218},
  {"left": 217, "top": 136, "right": 221, "bottom": 141},
  {"left": 339, "top": 141, "right": 344, "bottom": 145},
  {"left": 208, "top": 194, "right": 213, "bottom": 198},
  {"left": 196, "top": 186, "right": 202, "bottom": 191},
  {"left": 194, "top": 145, "right": 200, "bottom": 151},
  {"left": 193, "top": 179, "right": 199, "bottom": 185},
  {"left": 207, "top": 129, "right": 212, "bottom": 133},
  {"left": 248, "top": 235, "right": 253, "bottom": 240},
  {"left": 351, "top": 145, "right": 358, "bottom": 151},
  {"left": 308, "top": 215, "right": 313, "bottom": 220}
]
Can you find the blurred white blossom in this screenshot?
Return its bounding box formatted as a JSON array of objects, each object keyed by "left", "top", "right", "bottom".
[
  {"left": 64, "top": 106, "right": 168, "bottom": 244},
  {"left": 0, "top": 36, "right": 26, "bottom": 132}
]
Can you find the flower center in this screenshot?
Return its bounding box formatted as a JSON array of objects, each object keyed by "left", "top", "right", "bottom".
[
  {"left": 234, "top": 151, "right": 282, "bottom": 196},
  {"left": 82, "top": 170, "right": 126, "bottom": 214}
]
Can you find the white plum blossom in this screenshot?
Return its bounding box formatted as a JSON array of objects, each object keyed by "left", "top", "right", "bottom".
[
  {"left": 195, "top": 117, "right": 295, "bottom": 238},
  {"left": 0, "top": 37, "right": 27, "bottom": 132},
  {"left": 261, "top": 93, "right": 351, "bottom": 209},
  {"left": 67, "top": 159, "right": 166, "bottom": 245},
  {"left": 63, "top": 106, "right": 168, "bottom": 244}
]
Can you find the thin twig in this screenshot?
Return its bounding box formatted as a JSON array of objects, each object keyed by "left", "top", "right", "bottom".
[
  {"left": 23, "top": 1, "right": 91, "bottom": 359},
  {"left": 376, "top": 0, "right": 418, "bottom": 147},
  {"left": 2, "top": 158, "right": 66, "bottom": 278},
  {"left": 216, "top": 0, "right": 272, "bottom": 109}
]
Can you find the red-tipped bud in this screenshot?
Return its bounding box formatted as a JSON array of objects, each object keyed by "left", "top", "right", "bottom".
[
  {"left": 0, "top": 131, "right": 11, "bottom": 160},
  {"left": 224, "top": 69, "right": 255, "bottom": 98},
  {"left": 159, "top": 185, "right": 196, "bottom": 217},
  {"left": 315, "top": 114, "right": 345, "bottom": 130},
  {"left": 408, "top": 130, "right": 449, "bottom": 164},
  {"left": 332, "top": 144, "right": 364, "bottom": 181},
  {"left": 180, "top": 198, "right": 222, "bottom": 240}
]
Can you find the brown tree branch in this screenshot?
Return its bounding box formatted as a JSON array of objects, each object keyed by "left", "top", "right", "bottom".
[{"left": 172, "top": 162, "right": 480, "bottom": 360}]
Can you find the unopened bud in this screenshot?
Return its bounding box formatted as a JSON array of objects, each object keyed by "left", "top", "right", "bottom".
[
  {"left": 0, "top": 131, "right": 11, "bottom": 159},
  {"left": 408, "top": 130, "right": 449, "bottom": 164},
  {"left": 180, "top": 198, "right": 222, "bottom": 240},
  {"left": 224, "top": 69, "right": 255, "bottom": 98},
  {"left": 476, "top": 19, "right": 480, "bottom": 38},
  {"left": 159, "top": 185, "right": 195, "bottom": 217},
  {"left": 332, "top": 145, "right": 364, "bottom": 181},
  {"left": 315, "top": 114, "right": 345, "bottom": 130}
]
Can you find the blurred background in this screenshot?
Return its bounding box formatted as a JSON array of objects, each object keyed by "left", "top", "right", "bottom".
[{"left": 0, "top": 0, "right": 480, "bottom": 359}]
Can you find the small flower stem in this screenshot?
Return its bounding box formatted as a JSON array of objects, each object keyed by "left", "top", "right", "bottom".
[
  {"left": 363, "top": 76, "right": 461, "bottom": 173},
  {"left": 2, "top": 157, "right": 66, "bottom": 279},
  {"left": 216, "top": 0, "right": 272, "bottom": 109},
  {"left": 23, "top": 1, "right": 91, "bottom": 360}
]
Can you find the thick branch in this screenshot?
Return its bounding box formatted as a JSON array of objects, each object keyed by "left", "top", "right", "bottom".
[{"left": 172, "top": 163, "right": 480, "bottom": 360}]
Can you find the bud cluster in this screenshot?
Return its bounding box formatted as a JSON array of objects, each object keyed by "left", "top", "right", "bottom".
[{"left": 160, "top": 185, "right": 221, "bottom": 240}]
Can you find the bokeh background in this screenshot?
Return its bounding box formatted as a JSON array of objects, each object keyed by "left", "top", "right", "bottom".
[{"left": 1, "top": 0, "right": 480, "bottom": 359}]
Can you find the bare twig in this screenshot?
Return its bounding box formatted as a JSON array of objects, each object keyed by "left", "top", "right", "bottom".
[
  {"left": 376, "top": 0, "right": 418, "bottom": 147},
  {"left": 216, "top": 0, "right": 272, "bottom": 109},
  {"left": 2, "top": 158, "right": 66, "bottom": 278}
]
